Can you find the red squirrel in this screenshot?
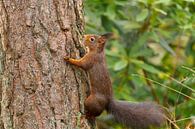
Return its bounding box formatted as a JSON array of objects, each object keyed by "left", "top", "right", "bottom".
[{"left": 64, "top": 33, "right": 165, "bottom": 129}]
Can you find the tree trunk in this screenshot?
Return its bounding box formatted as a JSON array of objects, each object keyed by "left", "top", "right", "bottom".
[{"left": 0, "top": 0, "right": 92, "bottom": 129}]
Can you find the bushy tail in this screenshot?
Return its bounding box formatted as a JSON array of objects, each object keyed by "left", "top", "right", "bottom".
[{"left": 107, "top": 99, "right": 165, "bottom": 129}]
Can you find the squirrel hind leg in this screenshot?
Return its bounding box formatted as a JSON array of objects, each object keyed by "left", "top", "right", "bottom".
[{"left": 84, "top": 94, "right": 107, "bottom": 117}]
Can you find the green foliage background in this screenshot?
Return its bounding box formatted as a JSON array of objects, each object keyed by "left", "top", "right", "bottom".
[{"left": 84, "top": 0, "right": 195, "bottom": 128}]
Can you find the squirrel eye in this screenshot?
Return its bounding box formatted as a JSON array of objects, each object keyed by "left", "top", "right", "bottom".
[{"left": 90, "top": 37, "right": 95, "bottom": 42}]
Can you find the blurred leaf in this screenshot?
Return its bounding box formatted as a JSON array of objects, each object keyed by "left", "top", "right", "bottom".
[
  {"left": 153, "top": 8, "right": 167, "bottom": 15},
  {"left": 131, "top": 74, "right": 146, "bottom": 87},
  {"left": 136, "top": 9, "right": 149, "bottom": 22},
  {"left": 105, "top": 5, "right": 116, "bottom": 20},
  {"left": 153, "top": 0, "right": 171, "bottom": 5},
  {"left": 179, "top": 24, "right": 193, "bottom": 30},
  {"left": 106, "top": 40, "right": 127, "bottom": 57},
  {"left": 186, "top": 37, "right": 195, "bottom": 57},
  {"left": 137, "top": 0, "right": 148, "bottom": 5},
  {"left": 101, "top": 15, "right": 115, "bottom": 32},
  {"left": 101, "top": 15, "right": 123, "bottom": 34},
  {"left": 131, "top": 59, "right": 161, "bottom": 74},
  {"left": 176, "top": 100, "right": 195, "bottom": 117},
  {"left": 183, "top": 76, "right": 195, "bottom": 85},
  {"left": 159, "top": 38, "right": 176, "bottom": 56},
  {"left": 132, "top": 48, "right": 154, "bottom": 57},
  {"left": 184, "top": 0, "right": 195, "bottom": 2},
  {"left": 117, "top": 10, "right": 129, "bottom": 19},
  {"left": 124, "top": 21, "right": 141, "bottom": 30},
  {"left": 106, "top": 49, "right": 120, "bottom": 58},
  {"left": 114, "top": 60, "right": 128, "bottom": 71},
  {"left": 129, "top": 32, "right": 151, "bottom": 57},
  {"left": 114, "top": 1, "right": 129, "bottom": 6},
  {"left": 152, "top": 32, "right": 176, "bottom": 55},
  {"left": 114, "top": 84, "right": 135, "bottom": 101}
]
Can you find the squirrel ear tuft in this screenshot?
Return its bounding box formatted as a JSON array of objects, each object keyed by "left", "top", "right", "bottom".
[{"left": 101, "top": 33, "right": 113, "bottom": 39}]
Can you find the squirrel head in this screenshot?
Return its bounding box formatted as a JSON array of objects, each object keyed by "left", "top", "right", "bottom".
[{"left": 83, "top": 33, "right": 113, "bottom": 52}]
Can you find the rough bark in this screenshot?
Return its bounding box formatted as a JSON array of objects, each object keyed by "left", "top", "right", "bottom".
[{"left": 0, "top": 0, "right": 92, "bottom": 129}]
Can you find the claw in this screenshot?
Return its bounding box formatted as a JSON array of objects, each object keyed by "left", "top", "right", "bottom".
[{"left": 64, "top": 56, "right": 70, "bottom": 61}]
